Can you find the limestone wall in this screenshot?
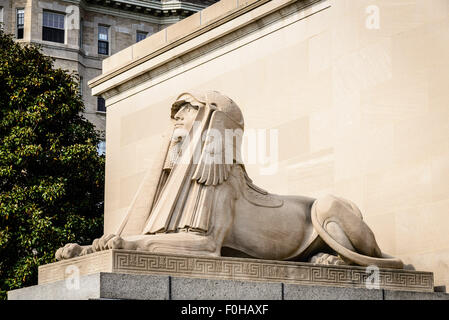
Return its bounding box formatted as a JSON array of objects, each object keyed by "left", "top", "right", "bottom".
[{"left": 90, "top": 0, "right": 449, "bottom": 288}]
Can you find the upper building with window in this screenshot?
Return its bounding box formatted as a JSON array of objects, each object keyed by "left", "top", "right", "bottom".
[{"left": 0, "top": 0, "right": 216, "bottom": 141}]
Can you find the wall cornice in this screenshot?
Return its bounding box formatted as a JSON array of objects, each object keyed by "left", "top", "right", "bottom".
[
  {"left": 88, "top": 0, "right": 329, "bottom": 103},
  {"left": 57, "top": 0, "right": 209, "bottom": 23}
]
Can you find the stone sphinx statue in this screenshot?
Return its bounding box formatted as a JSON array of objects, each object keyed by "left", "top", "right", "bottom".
[{"left": 56, "top": 91, "right": 404, "bottom": 269}]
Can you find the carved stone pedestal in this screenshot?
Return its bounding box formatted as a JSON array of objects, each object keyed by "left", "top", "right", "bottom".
[{"left": 8, "top": 250, "right": 449, "bottom": 300}]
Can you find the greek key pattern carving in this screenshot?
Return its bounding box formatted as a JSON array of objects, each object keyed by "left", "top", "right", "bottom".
[
  {"left": 111, "top": 251, "right": 434, "bottom": 292},
  {"left": 309, "top": 266, "right": 433, "bottom": 291}
]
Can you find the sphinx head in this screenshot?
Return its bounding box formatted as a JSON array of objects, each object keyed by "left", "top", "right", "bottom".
[
  {"left": 168, "top": 91, "right": 245, "bottom": 170},
  {"left": 171, "top": 91, "right": 244, "bottom": 130}
]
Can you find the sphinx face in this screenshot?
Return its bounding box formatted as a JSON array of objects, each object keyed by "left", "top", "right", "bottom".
[{"left": 173, "top": 103, "right": 198, "bottom": 135}]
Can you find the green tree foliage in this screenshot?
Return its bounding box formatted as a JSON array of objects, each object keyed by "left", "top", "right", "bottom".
[{"left": 0, "top": 30, "right": 104, "bottom": 299}]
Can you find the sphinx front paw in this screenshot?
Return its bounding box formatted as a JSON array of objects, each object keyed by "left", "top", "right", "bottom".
[
  {"left": 55, "top": 243, "right": 83, "bottom": 261},
  {"left": 92, "top": 234, "right": 116, "bottom": 252},
  {"left": 91, "top": 234, "right": 132, "bottom": 251},
  {"left": 105, "top": 235, "right": 126, "bottom": 249}
]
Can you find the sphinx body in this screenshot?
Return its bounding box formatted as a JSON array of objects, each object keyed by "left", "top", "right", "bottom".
[{"left": 56, "top": 91, "right": 403, "bottom": 269}]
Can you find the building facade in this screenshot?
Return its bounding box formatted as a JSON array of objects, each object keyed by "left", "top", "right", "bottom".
[{"left": 0, "top": 0, "right": 216, "bottom": 147}]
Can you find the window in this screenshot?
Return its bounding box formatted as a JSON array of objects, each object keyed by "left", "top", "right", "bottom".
[
  {"left": 17, "top": 9, "right": 24, "bottom": 39},
  {"left": 97, "top": 97, "right": 106, "bottom": 112},
  {"left": 79, "top": 76, "right": 83, "bottom": 97},
  {"left": 136, "top": 31, "right": 147, "bottom": 43},
  {"left": 98, "top": 25, "right": 109, "bottom": 55},
  {"left": 0, "top": 7, "right": 4, "bottom": 30},
  {"left": 42, "top": 11, "right": 65, "bottom": 43},
  {"left": 97, "top": 140, "right": 106, "bottom": 156},
  {"left": 79, "top": 18, "right": 83, "bottom": 48}
]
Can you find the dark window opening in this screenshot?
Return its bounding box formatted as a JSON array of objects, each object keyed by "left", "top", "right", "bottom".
[
  {"left": 43, "top": 27, "right": 64, "bottom": 43},
  {"left": 136, "top": 31, "right": 147, "bottom": 43},
  {"left": 79, "top": 18, "right": 83, "bottom": 48},
  {"left": 98, "top": 40, "right": 108, "bottom": 55},
  {"left": 97, "top": 97, "right": 106, "bottom": 112}
]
